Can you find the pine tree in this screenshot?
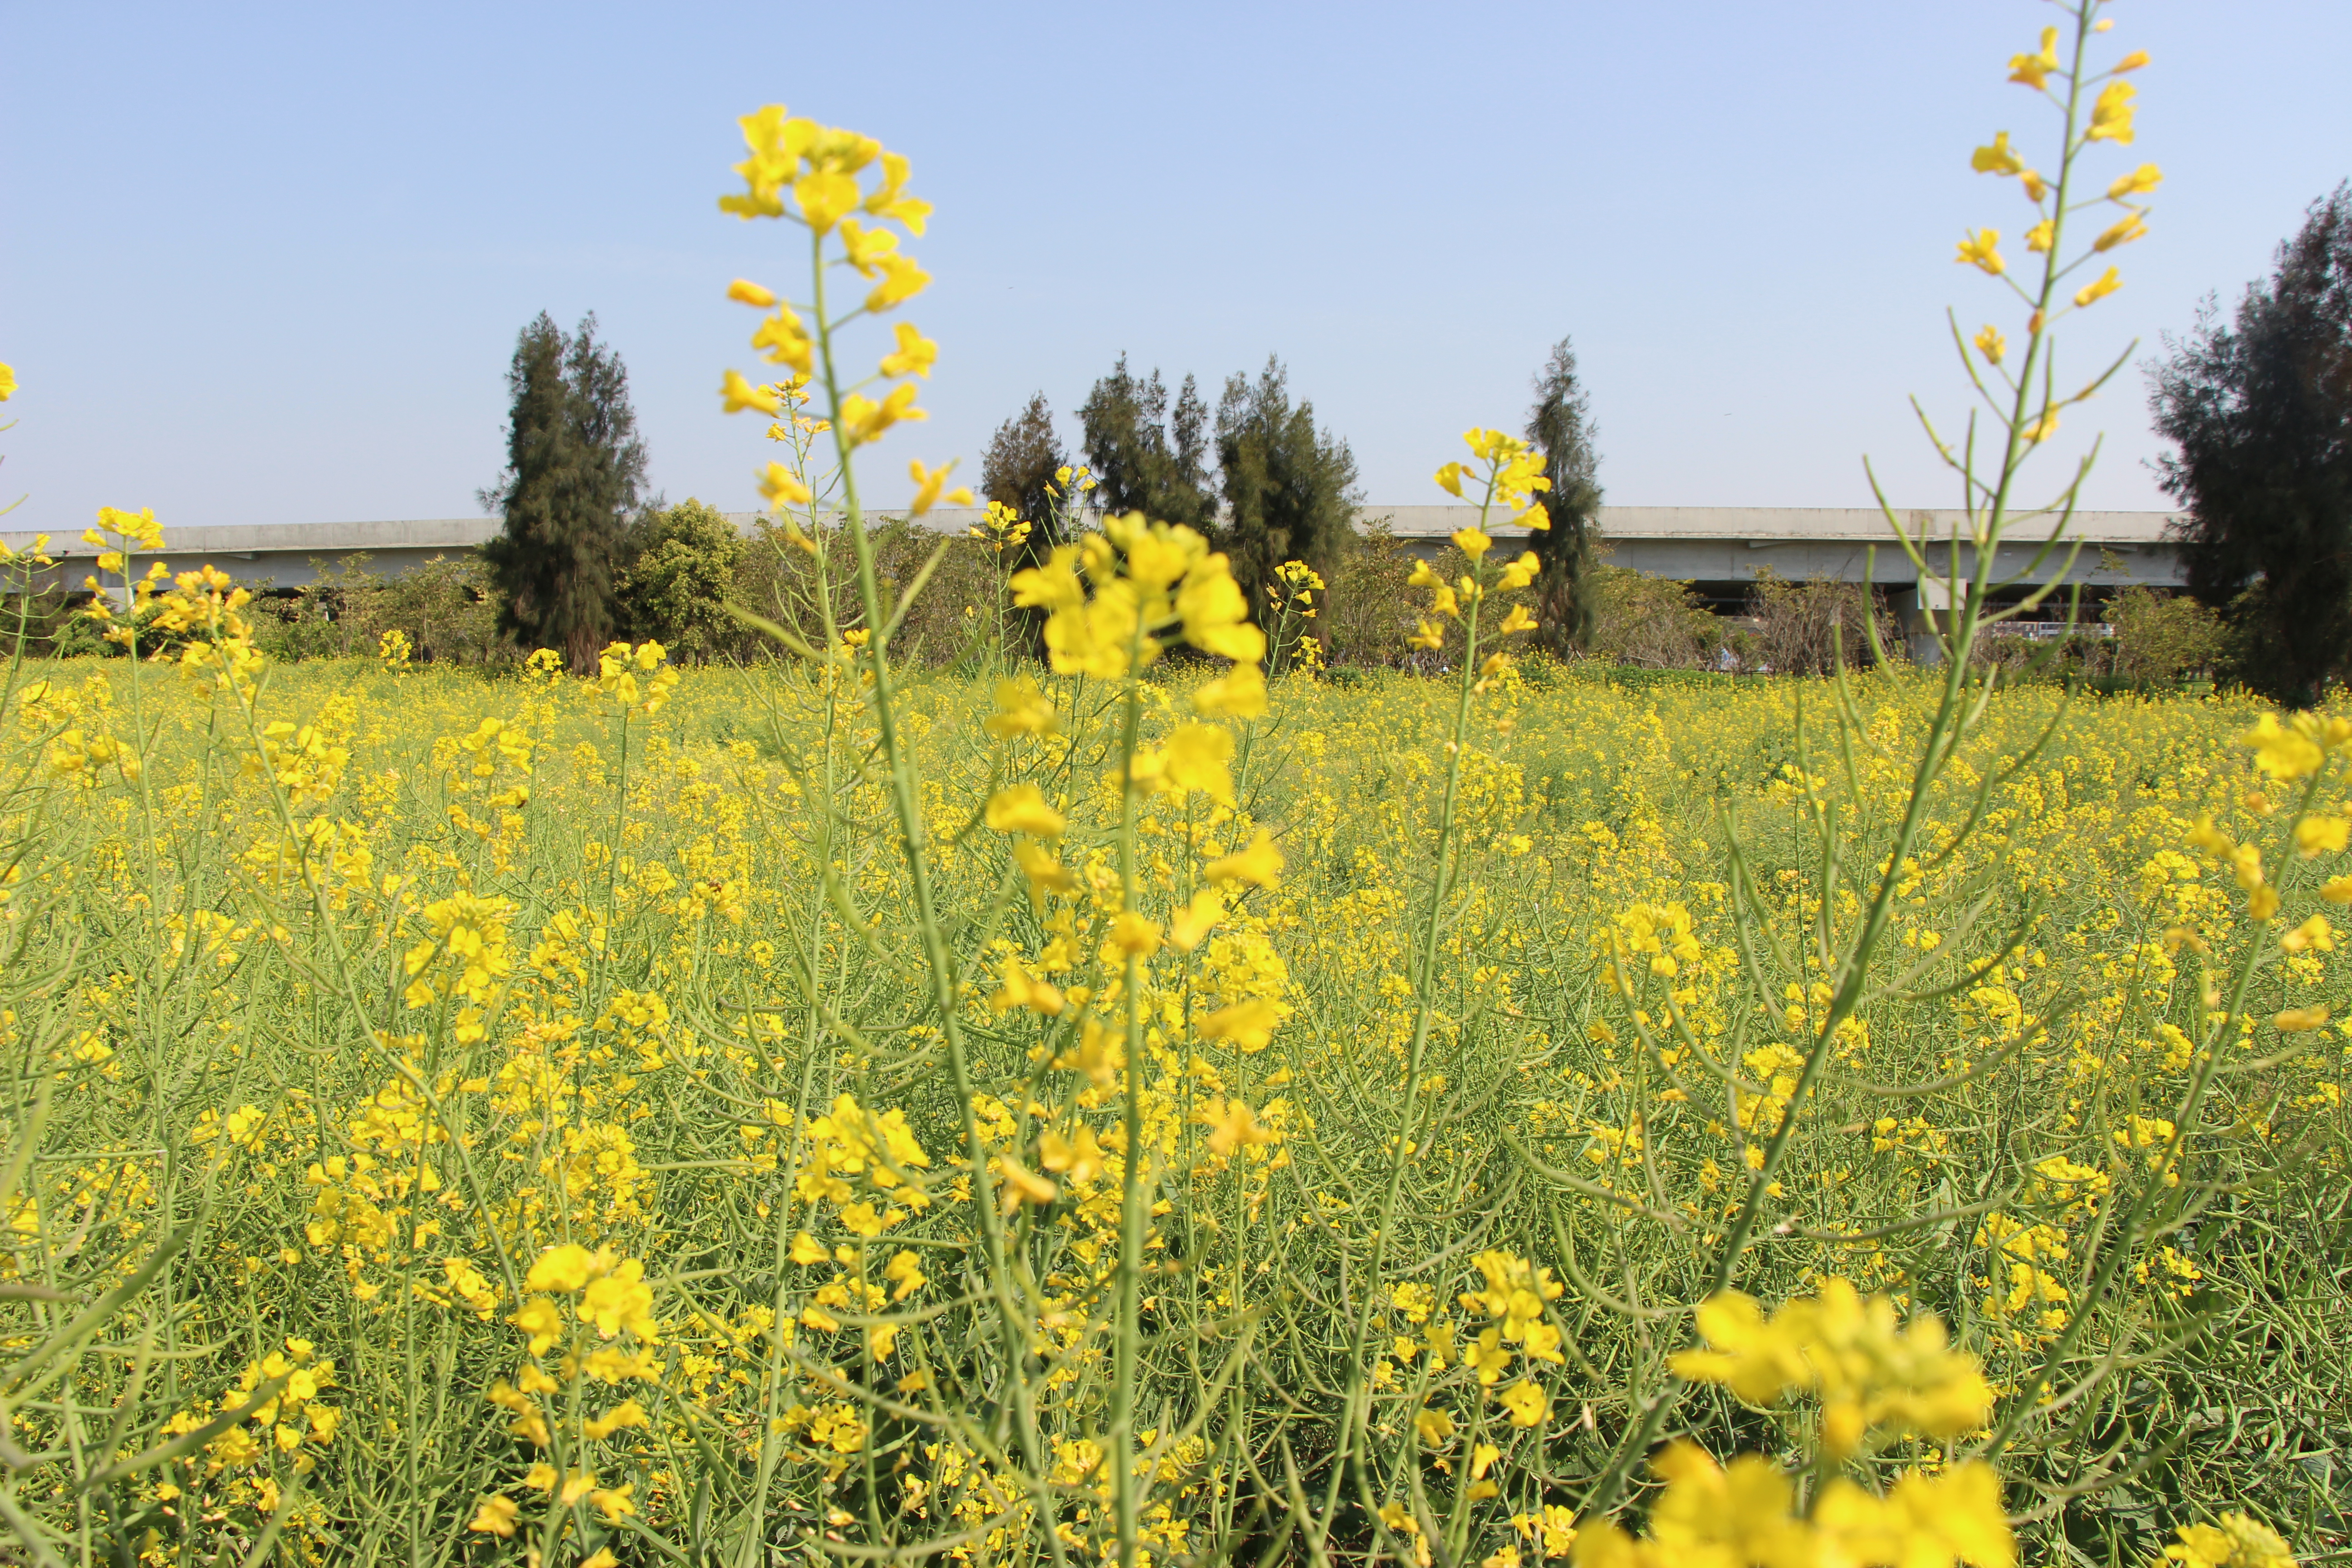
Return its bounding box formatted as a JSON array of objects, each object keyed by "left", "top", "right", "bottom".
[
  {"left": 480, "top": 313, "right": 648, "bottom": 669},
  {"left": 2151, "top": 184, "right": 2352, "bottom": 703},
  {"left": 1213, "top": 357, "right": 1361, "bottom": 619},
  {"left": 1524, "top": 338, "right": 1604, "bottom": 656},
  {"left": 980, "top": 392, "right": 1069, "bottom": 657},
  {"left": 980, "top": 392, "right": 1069, "bottom": 545},
  {"left": 1078, "top": 356, "right": 1217, "bottom": 531}
]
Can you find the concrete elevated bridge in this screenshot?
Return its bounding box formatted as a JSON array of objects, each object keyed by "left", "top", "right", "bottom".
[{"left": 6, "top": 505, "right": 2181, "bottom": 654}]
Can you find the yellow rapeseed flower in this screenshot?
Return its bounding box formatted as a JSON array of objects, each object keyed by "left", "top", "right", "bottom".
[
  {"left": 467, "top": 1495, "right": 520, "bottom": 1537},
  {"left": 1036, "top": 1128, "right": 1103, "bottom": 1185},
  {"left": 1200, "top": 998, "right": 1279, "bottom": 1053},
  {"left": 2087, "top": 79, "right": 2137, "bottom": 144},
  {"left": 1193, "top": 660, "right": 1268, "bottom": 719},
  {"left": 984, "top": 783, "right": 1065, "bottom": 839},
  {"left": 579, "top": 1262, "right": 657, "bottom": 1339},
  {"left": 2094, "top": 211, "right": 2149, "bottom": 251},
  {"left": 2241, "top": 712, "right": 2348, "bottom": 780},
  {"left": 1156, "top": 723, "right": 1235, "bottom": 804},
  {"left": 2073, "top": 266, "right": 2123, "bottom": 309},
  {"left": 1169, "top": 888, "right": 1224, "bottom": 950},
  {"left": 1205, "top": 831, "right": 1284, "bottom": 890},
  {"left": 907, "top": 458, "right": 972, "bottom": 517},
  {"left": 758, "top": 461, "right": 813, "bottom": 508},
  {"left": 1813, "top": 1464, "right": 2014, "bottom": 1568},
  {"left": 1197, "top": 1097, "right": 1274, "bottom": 1157},
  {"left": 985, "top": 676, "right": 1058, "bottom": 738},
  {"left": 721, "top": 369, "right": 782, "bottom": 415},
  {"left": 1969, "top": 132, "right": 2026, "bottom": 176},
  {"left": 1498, "top": 1379, "right": 1550, "bottom": 1428},
  {"left": 1670, "top": 1278, "right": 1992, "bottom": 1456},
  {"left": 879, "top": 322, "right": 938, "bottom": 378},
  {"left": 836, "top": 383, "right": 927, "bottom": 446},
  {"left": 1110, "top": 911, "right": 1162, "bottom": 957},
  {"left": 990, "top": 956, "right": 1064, "bottom": 1017},
  {"left": 997, "top": 1157, "right": 1057, "bottom": 1211},
  {"left": 2008, "top": 27, "right": 2060, "bottom": 89},
  {"left": 1954, "top": 230, "right": 2005, "bottom": 275},
  {"left": 2164, "top": 1514, "right": 2296, "bottom": 1568}
]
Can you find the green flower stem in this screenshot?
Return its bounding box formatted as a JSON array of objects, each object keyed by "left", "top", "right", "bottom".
[{"left": 807, "top": 228, "right": 1068, "bottom": 1565}]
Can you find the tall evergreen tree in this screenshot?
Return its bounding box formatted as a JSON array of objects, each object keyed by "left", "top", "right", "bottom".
[
  {"left": 1214, "top": 357, "right": 1361, "bottom": 619},
  {"left": 980, "top": 392, "right": 1069, "bottom": 657},
  {"left": 1078, "top": 356, "right": 1217, "bottom": 531},
  {"left": 1524, "top": 338, "right": 1604, "bottom": 656},
  {"left": 2150, "top": 184, "right": 2352, "bottom": 704},
  {"left": 980, "top": 392, "right": 1070, "bottom": 545},
  {"left": 480, "top": 313, "right": 647, "bottom": 669}
]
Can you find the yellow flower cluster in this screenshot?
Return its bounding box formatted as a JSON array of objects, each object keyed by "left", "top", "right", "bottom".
[
  {"left": 402, "top": 890, "right": 514, "bottom": 1010},
  {"left": 1009, "top": 511, "right": 1265, "bottom": 677},
  {"left": 594, "top": 638, "right": 679, "bottom": 713},
  {"left": 1456, "top": 1250, "right": 1566, "bottom": 1421},
  {"left": 2165, "top": 1513, "right": 2299, "bottom": 1568},
  {"left": 717, "top": 105, "right": 972, "bottom": 499},
  {"left": 1571, "top": 1441, "right": 2011, "bottom": 1568},
  {"left": 1406, "top": 428, "right": 1548, "bottom": 660},
  {"left": 1669, "top": 1278, "right": 1994, "bottom": 1457},
  {"left": 790, "top": 1092, "right": 934, "bottom": 1220}
]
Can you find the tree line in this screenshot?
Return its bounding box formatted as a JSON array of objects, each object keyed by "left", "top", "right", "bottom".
[
  {"left": 975, "top": 344, "right": 1605, "bottom": 658},
  {"left": 40, "top": 178, "right": 2350, "bottom": 699},
  {"left": 454, "top": 201, "right": 2352, "bottom": 698},
  {"left": 442, "top": 322, "right": 1617, "bottom": 670}
]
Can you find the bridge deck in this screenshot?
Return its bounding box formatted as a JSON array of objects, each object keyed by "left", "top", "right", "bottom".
[{"left": 4, "top": 506, "right": 2182, "bottom": 597}]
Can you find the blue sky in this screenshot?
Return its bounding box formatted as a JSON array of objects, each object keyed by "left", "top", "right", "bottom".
[{"left": 3, "top": 2, "right": 2347, "bottom": 534}]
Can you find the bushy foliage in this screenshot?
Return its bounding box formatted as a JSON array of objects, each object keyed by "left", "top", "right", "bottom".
[
  {"left": 2102, "top": 583, "right": 2225, "bottom": 685},
  {"left": 1744, "top": 570, "right": 1899, "bottom": 676},
  {"left": 1588, "top": 560, "right": 1725, "bottom": 668},
  {"left": 616, "top": 498, "right": 742, "bottom": 661},
  {"left": 1319, "top": 521, "right": 1427, "bottom": 668},
  {"left": 250, "top": 552, "right": 502, "bottom": 666},
  {"left": 731, "top": 513, "right": 996, "bottom": 665}
]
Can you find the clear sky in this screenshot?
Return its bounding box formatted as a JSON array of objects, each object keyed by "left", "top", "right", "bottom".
[{"left": 4, "top": 2, "right": 2347, "bottom": 534}]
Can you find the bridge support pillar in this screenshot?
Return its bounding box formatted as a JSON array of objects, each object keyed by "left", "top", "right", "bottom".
[{"left": 1889, "top": 581, "right": 1950, "bottom": 667}]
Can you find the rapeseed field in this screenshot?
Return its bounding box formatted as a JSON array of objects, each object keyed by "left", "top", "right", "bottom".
[
  {"left": 5, "top": 3, "right": 2341, "bottom": 1564},
  {"left": 4, "top": 645, "right": 2343, "bottom": 1564}
]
